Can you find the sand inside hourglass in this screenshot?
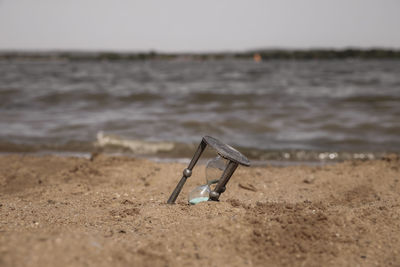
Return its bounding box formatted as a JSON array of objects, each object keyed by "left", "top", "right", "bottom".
[{"left": 188, "top": 184, "right": 211, "bottom": 205}]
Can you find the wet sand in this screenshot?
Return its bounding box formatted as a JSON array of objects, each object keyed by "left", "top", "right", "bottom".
[{"left": 0, "top": 154, "right": 399, "bottom": 266}]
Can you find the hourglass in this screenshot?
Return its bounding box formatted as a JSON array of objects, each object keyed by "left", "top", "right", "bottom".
[{"left": 167, "top": 136, "right": 250, "bottom": 204}]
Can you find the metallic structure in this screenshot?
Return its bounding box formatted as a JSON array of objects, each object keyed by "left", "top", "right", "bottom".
[{"left": 167, "top": 136, "right": 250, "bottom": 204}]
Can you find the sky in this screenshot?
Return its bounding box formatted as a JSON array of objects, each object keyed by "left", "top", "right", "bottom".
[{"left": 0, "top": 0, "right": 399, "bottom": 52}]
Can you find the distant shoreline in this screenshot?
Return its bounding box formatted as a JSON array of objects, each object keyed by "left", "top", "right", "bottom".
[{"left": 1, "top": 48, "right": 400, "bottom": 61}]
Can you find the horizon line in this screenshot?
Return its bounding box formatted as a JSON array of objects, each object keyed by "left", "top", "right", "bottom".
[{"left": 1, "top": 46, "right": 400, "bottom": 55}]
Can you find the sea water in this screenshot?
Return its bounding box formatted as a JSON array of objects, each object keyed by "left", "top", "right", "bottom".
[{"left": 0, "top": 59, "right": 399, "bottom": 161}]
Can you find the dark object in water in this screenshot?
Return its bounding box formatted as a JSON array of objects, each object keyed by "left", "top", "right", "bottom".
[{"left": 167, "top": 136, "right": 250, "bottom": 204}]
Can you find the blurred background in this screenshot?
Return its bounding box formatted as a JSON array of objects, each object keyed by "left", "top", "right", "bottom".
[{"left": 0, "top": 0, "right": 399, "bottom": 163}]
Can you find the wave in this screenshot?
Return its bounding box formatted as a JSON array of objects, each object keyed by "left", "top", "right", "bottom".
[{"left": 95, "top": 131, "right": 175, "bottom": 154}]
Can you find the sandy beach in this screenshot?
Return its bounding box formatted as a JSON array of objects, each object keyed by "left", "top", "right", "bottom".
[
  {"left": 0, "top": 154, "right": 399, "bottom": 266},
  {"left": 2, "top": 1, "right": 400, "bottom": 266}
]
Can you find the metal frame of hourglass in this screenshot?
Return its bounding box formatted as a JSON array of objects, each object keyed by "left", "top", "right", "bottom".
[{"left": 167, "top": 136, "right": 250, "bottom": 204}]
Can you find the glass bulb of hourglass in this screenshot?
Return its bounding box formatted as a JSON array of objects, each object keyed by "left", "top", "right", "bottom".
[
  {"left": 205, "top": 156, "right": 227, "bottom": 185},
  {"left": 188, "top": 184, "right": 211, "bottom": 205}
]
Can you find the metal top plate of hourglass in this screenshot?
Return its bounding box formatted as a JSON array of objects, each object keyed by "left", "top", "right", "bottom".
[{"left": 202, "top": 136, "right": 250, "bottom": 166}]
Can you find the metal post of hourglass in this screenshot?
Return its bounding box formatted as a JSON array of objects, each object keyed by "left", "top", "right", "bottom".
[
  {"left": 209, "top": 160, "right": 239, "bottom": 201},
  {"left": 167, "top": 139, "right": 207, "bottom": 204},
  {"left": 167, "top": 136, "right": 250, "bottom": 204}
]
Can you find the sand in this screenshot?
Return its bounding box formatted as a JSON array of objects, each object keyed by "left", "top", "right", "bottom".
[{"left": 0, "top": 154, "right": 399, "bottom": 266}]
